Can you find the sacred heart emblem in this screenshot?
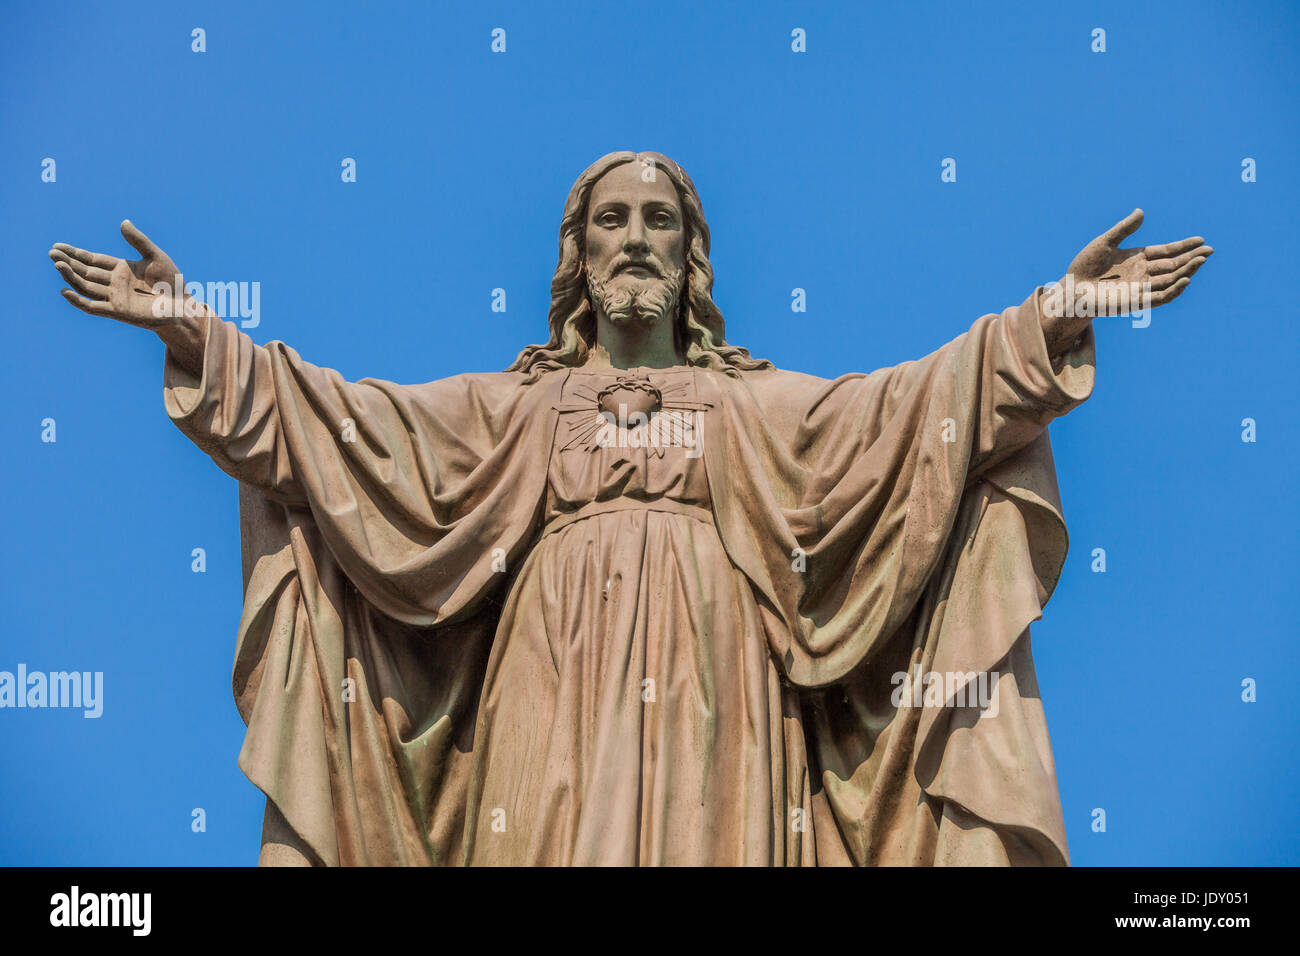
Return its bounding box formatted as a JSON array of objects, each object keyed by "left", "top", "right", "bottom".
[{"left": 596, "top": 377, "right": 662, "bottom": 421}]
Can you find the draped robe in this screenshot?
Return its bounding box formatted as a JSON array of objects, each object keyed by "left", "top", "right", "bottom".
[{"left": 163, "top": 287, "right": 1095, "bottom": 866}]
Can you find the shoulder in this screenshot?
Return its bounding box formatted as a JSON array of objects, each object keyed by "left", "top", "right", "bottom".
[
  {"left": 339, "top": 371, "right": 543, "bottom": 426},
  {"left": 357, "top": 369, "right": 533, "bottom": 398},
  {"left": 714, "top": 364, "right": 876, "bottom": 406}
]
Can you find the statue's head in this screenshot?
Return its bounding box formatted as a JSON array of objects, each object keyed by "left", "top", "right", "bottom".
[{"left": 508, "top": 151, "right": 770, "bottom": 379}]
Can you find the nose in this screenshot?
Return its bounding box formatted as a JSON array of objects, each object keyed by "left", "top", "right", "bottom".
[{"left": 623, "top": 213, "right": 650, "bottom": 255}]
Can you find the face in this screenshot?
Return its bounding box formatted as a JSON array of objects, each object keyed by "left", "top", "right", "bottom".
[{"left": 584, "top": 162, "right": 687, "bottom": 327}]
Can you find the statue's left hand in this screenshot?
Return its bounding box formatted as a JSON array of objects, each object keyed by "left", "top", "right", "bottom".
[
  {"left": 1062, "top": 209, "right": 1213, "bottom": 315},
  {"left": 1040, "top": 209, "right": 1213, "bottom": 353}
]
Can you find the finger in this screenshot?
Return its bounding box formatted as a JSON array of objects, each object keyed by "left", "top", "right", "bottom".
[
  {"left": 1148, "top": 245, "right": 1213, "bottom": 274},
  {"left": 60, "top": 288, "right": 114, "bottom": 316},
  {"left": 1149, "top": 276, "right": 1190, "bottom": 307},
  {"left": 1149, "top": 256, "right": 1206, "bottom": 291},
  {"left": 1144, "top": 235, "right": 1206, "bottom": 260},
  {"left": 1102, "top": 208, "right": 1144, "bottom": 245},
  {"left": 49, "top": 249, "right": 114, "bottom": 284},
  {"left": 120, "top": 220, "right": 163, "bottom": 260},
  {"left": 55, "top": 261, "right": 110, "bottom": 299},
  {"left": 51, "top": 242, "right": 119, "bottom": 270}
]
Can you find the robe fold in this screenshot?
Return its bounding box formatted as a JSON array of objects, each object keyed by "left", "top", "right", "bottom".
[{"left": 163, "top": 286, "right": 1095, "bottom": 866}]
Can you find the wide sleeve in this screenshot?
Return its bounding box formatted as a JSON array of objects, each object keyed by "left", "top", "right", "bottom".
[
  {"left": 163, "top": 314, "right": 562, "bottom": 624},
  {"left": 753, "top": 284, "right": 1095, "bottom": 495},
  {"left": 701, "top": 285, "right": 1095, "bottom": 689},
  {"left": 163, "top": 313, "right": 309, "bottom": 505}
]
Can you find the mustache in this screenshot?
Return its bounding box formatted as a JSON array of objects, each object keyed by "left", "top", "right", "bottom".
[{"left": 604, "top": 256, "right": 663, "bottom": 278}]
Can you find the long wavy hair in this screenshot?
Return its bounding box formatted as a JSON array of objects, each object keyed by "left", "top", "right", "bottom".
[{"left": 507, "top": 151, "right": 770, "bottom": 380}]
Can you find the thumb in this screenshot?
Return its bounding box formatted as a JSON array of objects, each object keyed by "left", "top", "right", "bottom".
[
  {"left": 121, "top": 220, "right": 165, "bottom": 260},
  {"left": 1101, "top": 208, "right": 1144, "bottom": 245}
]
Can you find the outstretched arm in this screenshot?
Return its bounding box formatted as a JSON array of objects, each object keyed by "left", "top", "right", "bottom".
[
  {"left": 848, "top": 209, "right": 1214, "bottom": 476},
  {"left": 1042, "top": 209, "right": 1213, "bottom": 354},
  {"left": 47, "top": 221, "right": 560, "bottom": 628},
  {"left": 48, "top": 223, "right": 530, "bottom": 517}
]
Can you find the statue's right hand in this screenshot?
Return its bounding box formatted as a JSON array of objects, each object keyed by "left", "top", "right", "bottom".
[{"left": 49, "top": 221, "right": 192, "bottom": 330}]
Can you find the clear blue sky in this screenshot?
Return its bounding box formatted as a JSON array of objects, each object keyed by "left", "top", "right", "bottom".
[{"left": 1, "top": 0, "right": 1296, "bottom": 866}]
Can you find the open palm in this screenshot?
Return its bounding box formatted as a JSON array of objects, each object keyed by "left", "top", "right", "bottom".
[
  {"left": 49, "top": 221, "right": 187, "bottom": 328},
  {"left": 1065, "top": 209, "right": 1213, "bottom": 315}
]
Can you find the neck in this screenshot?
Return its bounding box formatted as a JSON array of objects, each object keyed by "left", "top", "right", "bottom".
[{"left": 586, "top": 307, "right": 684, "bottom": 370}]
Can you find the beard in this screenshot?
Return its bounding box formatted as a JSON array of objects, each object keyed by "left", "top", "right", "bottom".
[{"left": 587, "top": 261, "right": 685, "bottom": 329}]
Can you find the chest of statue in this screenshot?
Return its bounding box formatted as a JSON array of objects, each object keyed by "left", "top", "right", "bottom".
[{"left": 543, "top": 366, "right": 715, "bottom": 526}]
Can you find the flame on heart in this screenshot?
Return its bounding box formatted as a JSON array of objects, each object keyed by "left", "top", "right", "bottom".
[{"left": 596, "top": 378, "right": 663, "bottom": 421}]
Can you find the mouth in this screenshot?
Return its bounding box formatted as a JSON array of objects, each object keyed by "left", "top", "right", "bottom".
[{"left": 615, "top": 263, "right": 657, "bottom": 278}]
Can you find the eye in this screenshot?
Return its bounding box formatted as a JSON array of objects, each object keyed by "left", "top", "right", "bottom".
[
  {"left": 651, "top": 211, "right": 675, "bottom": 228},
  {"left": 597, "top": 211, "right": 622, "bottom": 228}
]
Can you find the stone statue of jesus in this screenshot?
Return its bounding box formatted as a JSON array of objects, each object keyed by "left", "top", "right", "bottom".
[{"left": 48, "top": 151, "right": 1211, "bottom": 866}]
